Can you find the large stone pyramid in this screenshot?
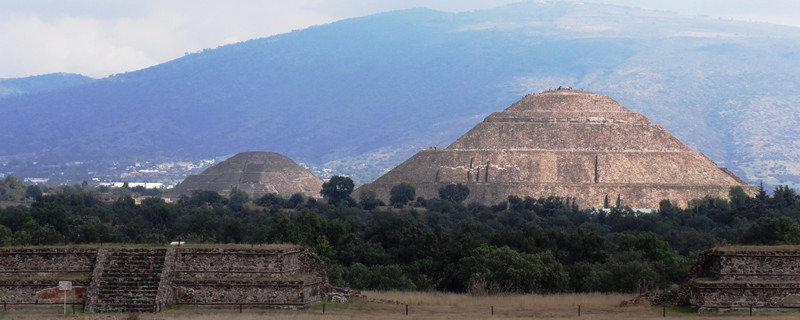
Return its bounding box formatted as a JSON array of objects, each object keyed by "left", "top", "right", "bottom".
[
  {"left": 356, "top": 89, "right": 756, "bottom": 208},
  {"left": 172, "top": 151, "right": 322, "bottom": 198}
]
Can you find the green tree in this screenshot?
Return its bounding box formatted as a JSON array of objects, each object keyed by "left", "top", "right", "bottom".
[
  {"left": 457, "top": 244, "right": 568, "bottom": 294},
  {"left": 254, "top": 193, "right": 284, "bottom": 207},
  {"left": 320, "top": 175, "right": 354, "bottom": 205},
  {"left": 344, "top": 263, "right": 370, "bottom": 289},
  {"left": 295, "top": 209, "right": 323, "bottom": 246},
  {"left": 286, "top": 193, "right": 305, "bottom": 209},
  {"left": 182, "top": 190, "right": 225, "bottom": 207},
  {"left": 25, "top": 185, "right": 43, "bottom": 200},
  {"left": 268, "top": 213, "right": 298, "bottom": 243},
  {"left": 771, "top": 185, "right": 798, "bottom": 209},
  {"left": 0, "top": 205, "right": 33, "bottom": 231},
  {"left": 615, "top": 232, "right": 688, "bottom": 288},
  {"left": 740, "top": 216, "right": 800, "bottom": 245},
  {"left": 0, "top": 175, "right": 25, "bottom": 201},
  {"left": 228, "top": 189, "right": 250, "bottom": 211},
  {"left": 438, "top": 183, "right": 470, "bottom": 203},
  {"left": 30, "top": 203, "right": 70, "bottom": 233},
  {"left": 359, "top": 190, "right": 381, "bottom": 210},
  {"left": 0, "top": 225, "right": 13, "bottom": 246},
  {"left": 390, "top": 183, "right": 416, "bottom": 207},
  {"left": 366, "top": 264, "right": 416, "bottom": 291},
  {"left": 315, "top": 235, "right": 334, "bottom": 259},
  {"left": 74, "top": 218, "right": 121, "bottom": 243},
  {"left": 728, "top": 186, "right": 749, "bottom": 210}
]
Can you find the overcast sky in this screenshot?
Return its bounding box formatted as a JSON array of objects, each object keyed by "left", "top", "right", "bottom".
[{"left": 1, "top": 0, "right": 798, "bottom": 79}]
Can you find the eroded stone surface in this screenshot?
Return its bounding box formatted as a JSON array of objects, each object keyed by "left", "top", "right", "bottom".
[
  {"left": 690, "top": 246, "right": 800, "bottom": 311},
  {"left": 355, "top": 89, "right": 756, "bottom": 208},
  {"left": 171, "top": 152, "right": 323, "bottom": 199},
  {"left": 0, "top": 246, "right": 335, "bottom": 312}
]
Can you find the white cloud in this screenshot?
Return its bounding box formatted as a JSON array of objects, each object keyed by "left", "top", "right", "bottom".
[
  {"left": 0, "top": 1, "right": 344, "bottom": 78},
  {"left": 0, "top": 0, "right": 797, "bottom": 79},
  {"left": 0, "top": 13, "right": 157, "bottom": 78}
]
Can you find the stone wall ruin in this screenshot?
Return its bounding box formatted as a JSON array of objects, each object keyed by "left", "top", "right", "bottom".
[
  {"left": 689, "top": 246, "right": 800, "bottom": 311},
  {"left": 0, "top": 246, "right": 332, "bottom": 312}
]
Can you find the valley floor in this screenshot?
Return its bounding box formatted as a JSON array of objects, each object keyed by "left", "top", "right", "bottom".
[{"left": 3, "top": 291, "right": 800, "bottom": 320}]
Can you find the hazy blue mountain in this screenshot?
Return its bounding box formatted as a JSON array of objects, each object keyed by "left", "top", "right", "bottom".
[
  {"left": 0, "top": 73, "right": 95, "bottom": 97},
  {"left": 1, "top": 1, "right": 799, "bottom": 187}
]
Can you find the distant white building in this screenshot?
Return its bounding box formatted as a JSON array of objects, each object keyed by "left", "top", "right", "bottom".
[
  {"left": 100, "top": 182, "right": 170, "bottom": 189},
  {"left": 24, "top": 178, "right": 49, "bottom": 184}
]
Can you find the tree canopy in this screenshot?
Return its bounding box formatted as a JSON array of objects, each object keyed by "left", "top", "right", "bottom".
[
  {"left": 390, "top": 183, "right": 416, "bottom": 207},
  {"left": 320, "top": 175, "right": 354, "bottom": 205},
  {"left": 438, "top": 183, "right": 470, "bottom": 203},
  {"left": 2, "top": 183, "right": 800, "bottom": 294}
]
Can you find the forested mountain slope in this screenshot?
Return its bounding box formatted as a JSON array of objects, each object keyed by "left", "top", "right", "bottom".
[{"left": 0, "top": 73, "right": 94, "bottom": 97}]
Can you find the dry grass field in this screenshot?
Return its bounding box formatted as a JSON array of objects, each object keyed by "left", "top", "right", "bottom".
[{"left": 2, "top": 291, "right": 800, "bottom": 320}]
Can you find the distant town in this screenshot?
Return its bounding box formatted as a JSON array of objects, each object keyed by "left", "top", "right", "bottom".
[
  {"left": 0, "top": 156, "right": 346, "bottom": 190},
  {"left": 0, "top": 158, "right": 217, "bottom": 189}
]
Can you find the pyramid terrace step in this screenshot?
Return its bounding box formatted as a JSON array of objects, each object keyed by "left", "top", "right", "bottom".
[
  {"left": 102, "top": 269, "right": 162, "bottom": 275},
  {"left": 95, "top": 306, "right": 156, "bottom": 313},
  {"left": 101, "top": 274, "right": 160, "bottom": 280},
  {"left": 99, "top": 284, "right": 158, "bottom": 288},
  {"left": 107, "top": 256, "right": 163, "bottom": 261},
  {"left": 100, "top": 282, "right": 159, "bottom": 287},
  {"left": 110, "top": 260, "right": 162, "bottom": 263},
  {"left": 101, "top": 276, "right": 160, "bottom": 281},
  {"left": 97, "top": 298, "right": 156, "bottom": 305},
  {"left": 103, "top": 275, "right": 161, "bottom": 282},
  {"left": 99, "top": 285, "right": 158, "bottom": 290},
  {"left": 99, "top": 290, "right": 157, "bottom": 295},
  {"left": 97, "top": 300, "right": 158, "bottom": 306},
  {"left": 97, "top": 296, "right": 157, "bottom": 302},
  {"left": 99, "top": 287, "right": 158, "bottom": 293},
  {"left": 100, "top": 280, "right": 160, "bottom": 285}
]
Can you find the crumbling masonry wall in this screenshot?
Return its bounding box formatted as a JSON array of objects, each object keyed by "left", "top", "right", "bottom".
[
  {"left": 0, "top": 248, "right": 95, "bottom": 304},
  {"left": 168, "top": 248, "right": 327, "bottom": 308},
  {"left": 690, "top": 247, "right": 800, "bottom": 311},
  {"left": 0, "top": 246, "right": 329, "bottom": 311}
]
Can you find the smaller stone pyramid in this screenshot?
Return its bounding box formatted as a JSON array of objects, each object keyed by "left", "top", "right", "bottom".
[{"left": 172, "top": 152, "right": 322, "bottom": 198}]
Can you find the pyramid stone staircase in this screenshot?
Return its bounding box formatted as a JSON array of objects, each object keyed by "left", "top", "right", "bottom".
[{"left": 86, "top": 248, "right": 169, "bottom": 313}]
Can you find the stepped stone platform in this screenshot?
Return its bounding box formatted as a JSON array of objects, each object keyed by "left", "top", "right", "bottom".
[
  {"left": 689, "top": 246, "right": 800, "bottom": 312},
  {"left": 171, "top": 151, "right": 323, "bottom": 199},
  {"left": 0, "top": 246, "right": 333, "bottom": 313},
  {"left": 85, "top": 248, "right": 168, "bottom": 313},
  {"left": 355, "top": 89, "right": 756, "bottom": 208}
]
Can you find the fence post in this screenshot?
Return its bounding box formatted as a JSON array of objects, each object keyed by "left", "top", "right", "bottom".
[
  {"left": 323, "top": 303, "right": 325, "bottom": 314},
  {"left": 406, "top": 304, "right": 408, "bottom": 315},
  {"left": 491, "top": 305, "right": 493, "bottom": 315},
  {"left": 72, "top": 303, "right": 75, "bottom": 314},
  {"left": 750, "top": 305, "right": 753, "bottom": 316},
  {"left": 239, "top": 303, "right": 242, "bottom": 313},
  {"left": 3, "top": 301, "right": 6, "bottom": 311},
  {"left": 578, "top": 304, "right": 581, "bottom": 317},
  {"left": 662, "top": 305, "right": 665, "bottom": 317}
]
